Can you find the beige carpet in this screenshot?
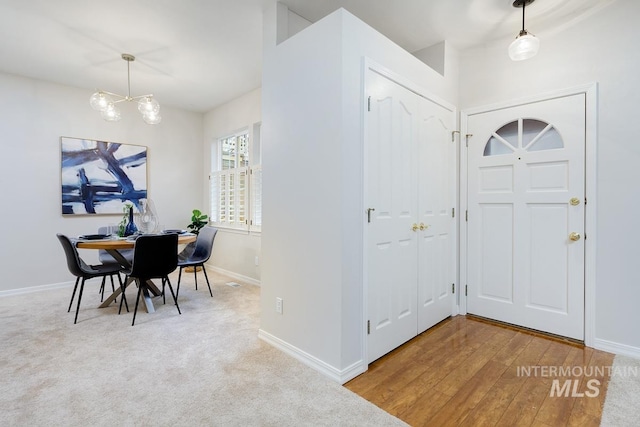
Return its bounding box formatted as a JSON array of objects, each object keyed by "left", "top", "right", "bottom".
[
  {"left": 601, "top": 354, "right": 640, "bottom": 426},
  {"left": 0, "top": 271, "right": 407, "bottom": 426}
]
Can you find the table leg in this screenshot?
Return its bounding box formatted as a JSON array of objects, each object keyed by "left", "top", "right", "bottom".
[
  {"left": 99, "top": 249, "right": 160, "bottom": 314},
  {"left": 106, "top": 249, "right": 131, "bottom": 267},
  {"left": 142, "top": 280, "right": 156, "bottom": 314},
  {"left": 99, "top": 276, "right": 134, "bottom": 308}
]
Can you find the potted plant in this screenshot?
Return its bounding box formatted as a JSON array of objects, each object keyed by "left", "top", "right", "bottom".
[
  {"left": 187, "top": 209, "right": 208, "bottom": 234},
  {"left": 184, "top": 209, "right": 208, "bottom": 272}
]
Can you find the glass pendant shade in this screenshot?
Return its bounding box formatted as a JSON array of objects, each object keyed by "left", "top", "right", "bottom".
[
  {"left": 143, "top": 110, "right": 162, "bottom": 125},
  {"left": 138, "top": 96, "right": 160, "bottom": 114},
  {"left": 509, "top": 31, "right": 540, "bottom": 61},
  {"left": 101, "top": 102, "right": 121, "bottom": 121},
  {"left": 89, "top": 91, "right": 112, "bottom": 111}
]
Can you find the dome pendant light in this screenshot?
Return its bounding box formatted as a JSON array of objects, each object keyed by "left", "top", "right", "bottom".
[{"left": 508, "top": 0, "right": 540, "bottom": 61}]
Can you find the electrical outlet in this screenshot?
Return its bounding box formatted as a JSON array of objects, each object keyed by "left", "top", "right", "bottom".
[{"left": 275, "top": 297, "right": 283, "bottom": 314}]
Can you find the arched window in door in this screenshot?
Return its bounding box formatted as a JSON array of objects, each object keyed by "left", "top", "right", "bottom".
[{"left": 483, "top": 119, "right": 563, "bottom": 156}]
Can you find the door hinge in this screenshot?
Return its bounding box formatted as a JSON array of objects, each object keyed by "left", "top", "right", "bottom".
[
  {"left": 366, "top": 207, "right": 375, "bottom": 223},
  {"left": 465, "top": 133, "right": 473, "bottom": 148},
  {"left": 452, "top": 208, "right": 455, "bottom": 218},
  {"left": 465, "top": 285, "right": 468, "bottom": 296},
  {"left": 367, "top": 320, "right": 370, "bottom": 335},
  {"left": 465, "top": 210, "right": 468, "bottom": 222},
  {"left": 452, "top": 283, "right": 455, "bottom": 294},
  {"left": 452, "top": 130, "right": 460, "bottom": 142},
  {"left": 367, "top": 96, "right": 371, "bottom": 112}
]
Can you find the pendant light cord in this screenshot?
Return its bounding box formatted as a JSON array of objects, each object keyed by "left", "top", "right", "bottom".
[{"left": 126, "top": 59, "right": 131, "bottom": 100}]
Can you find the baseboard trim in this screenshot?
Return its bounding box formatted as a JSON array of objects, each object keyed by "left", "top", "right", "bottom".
[
  {"left": 206, "top": 265, "right": 261, "bottom": 287},
  {"left": 594, "top": 338, "right": 640, "bottom": 359},
  {"left": 258, "top": 329, "right": 366, "bottom": 384},
  {"left": 0, "top": 281, "right": 74, "bottom": 297},
  {"left": 0, "top": 265, "right": 260, "bottom": 297}
]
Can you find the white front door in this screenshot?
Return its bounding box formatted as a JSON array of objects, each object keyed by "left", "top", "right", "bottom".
[
  {"left": 366, "top": 69, "right": 455, "bottom": 362},
  {"left": 466, "top": 94, "right": 585, "bottom": 340}
]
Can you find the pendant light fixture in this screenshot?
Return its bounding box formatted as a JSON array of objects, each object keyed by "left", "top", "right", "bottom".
[
  {"left": 89, "top": 54, "right": 162, "bottom": 124},
  {"left": 508, "top": 0, "right": 540, "bottom": 61}
]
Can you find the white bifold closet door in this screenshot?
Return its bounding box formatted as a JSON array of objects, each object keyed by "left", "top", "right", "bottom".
[{"left": 366, "top": 69, "right": 456, "bottom": 363}]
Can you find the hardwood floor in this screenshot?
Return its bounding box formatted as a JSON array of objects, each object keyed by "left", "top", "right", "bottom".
[{"left": 345, "top": 316, "right": 614, "bottom": 427}]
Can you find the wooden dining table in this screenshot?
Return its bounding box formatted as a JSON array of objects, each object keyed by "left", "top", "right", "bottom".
[{"left": 76, "top": 233, "right": 196, "bottom": 313}]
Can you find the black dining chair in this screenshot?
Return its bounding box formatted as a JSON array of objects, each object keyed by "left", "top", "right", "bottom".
[
  {"left": 56, "top": 234, "right": 128, "bottom": 324},
  {"left": 122, "top": 233, "right": 181, "bottom": 326},
  {"left": 176, "top": 226, "right": 218, "bottom": 298}
]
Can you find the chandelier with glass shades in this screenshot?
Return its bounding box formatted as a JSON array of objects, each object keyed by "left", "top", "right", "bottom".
[{"left": 89, "top": 53, "right": 161, "bottom": 124}]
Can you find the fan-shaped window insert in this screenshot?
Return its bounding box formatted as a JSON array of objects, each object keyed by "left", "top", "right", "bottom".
[
  {"left": 483, "top": 121, "right": 517, "bottom": 156},
  {"left": 523, "top": 119, "right": 563, "bottom": 152},
  {"left": 483, "top": 118, "right": 563, "bottom": 156}
]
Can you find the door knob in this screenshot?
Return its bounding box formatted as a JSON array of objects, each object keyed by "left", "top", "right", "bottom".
[
  {"left": 569, "top": 232, "right": 581, "bottom": 241},
  {"left": 419, "top": 223, "right": 429, "bottom": 231},
  {"left": 412, "top": 223, "right": 419, "bottom": 232},
  {"left": 570, "top": 197, "right": 581, "bottom": 206}
]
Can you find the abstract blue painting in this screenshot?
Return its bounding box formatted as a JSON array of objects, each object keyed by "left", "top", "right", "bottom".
[{"left": 61, "top": 137, "right": 147, "bottom": 215}]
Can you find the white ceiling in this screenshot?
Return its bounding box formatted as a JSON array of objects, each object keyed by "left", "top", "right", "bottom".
[{"left": 0, "top": 0, "right": 612, "bottom": 113}]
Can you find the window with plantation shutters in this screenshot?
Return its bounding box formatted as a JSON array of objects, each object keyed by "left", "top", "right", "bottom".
[
  {"left": 210, "top": 128, "right": 261, "bottom": 232},
  {"left": 250, "top": 165, "right": 262, "bottom": 231}
]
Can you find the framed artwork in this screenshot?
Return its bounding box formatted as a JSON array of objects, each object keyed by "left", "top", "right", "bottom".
[{"left": 61, "top": 137, "right": 147, "bottom": 215}]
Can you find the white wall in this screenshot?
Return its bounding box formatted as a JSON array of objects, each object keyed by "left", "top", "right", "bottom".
[
  {"left": 261, "top": 6, "right": 458, "bottom": 381},
  {"left": 261, "top": 4, "right": 345, "bottom": 372},
  {"left": 0, "top": 72, "right": 203, "bottom": 292},
  {"left": 203, "top": 88, "right": 262, "bottom": 283},
  {"left": 458, "top": 0, "right": 640, "bottom": 354}
]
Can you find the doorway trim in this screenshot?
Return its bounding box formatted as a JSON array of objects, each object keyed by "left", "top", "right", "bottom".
[{"left": 459, "top": 83, "right": 598, "bottom": 347}]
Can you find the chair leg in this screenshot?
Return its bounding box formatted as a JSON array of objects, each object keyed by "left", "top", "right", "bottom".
[
  {"left": 118, "top": 275, "right": 129, "bottom": 314},
  {"left": 164, "top": 277, "right": 181, "bottom": 315},
  {"left": 99, "top": 276, "right": 106, "bottom": 302},
  {"left": 109, "top": 274, "right": 117, "bottom": 304},
  {"left": 68, "top": 277, "right": 80, "bottom": 313},
  {"left": 162, "top": 277, "right": 166, "bottom": 305},
  {"left": 131, "top": 280, "right": 143, "bottom": 326},
  {"left": 193, "top": 266, "right": 198, "bottom": 290},
  {"left": 201, "top": 265, "right": 213, "bottom": 297},
  {"left": 74, "top": 278, "right": 86, "bottom": 324},
  {"left": 177, "top": 267, "right": 183, "bottom": 300}
]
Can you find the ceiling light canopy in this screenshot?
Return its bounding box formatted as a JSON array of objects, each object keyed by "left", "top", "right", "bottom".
[
  {"left": 89, "top": 54, "right": 161, "bottom": 124},
  {"left": 509, "top": 0, "right": 540, "bottom": 61}
]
